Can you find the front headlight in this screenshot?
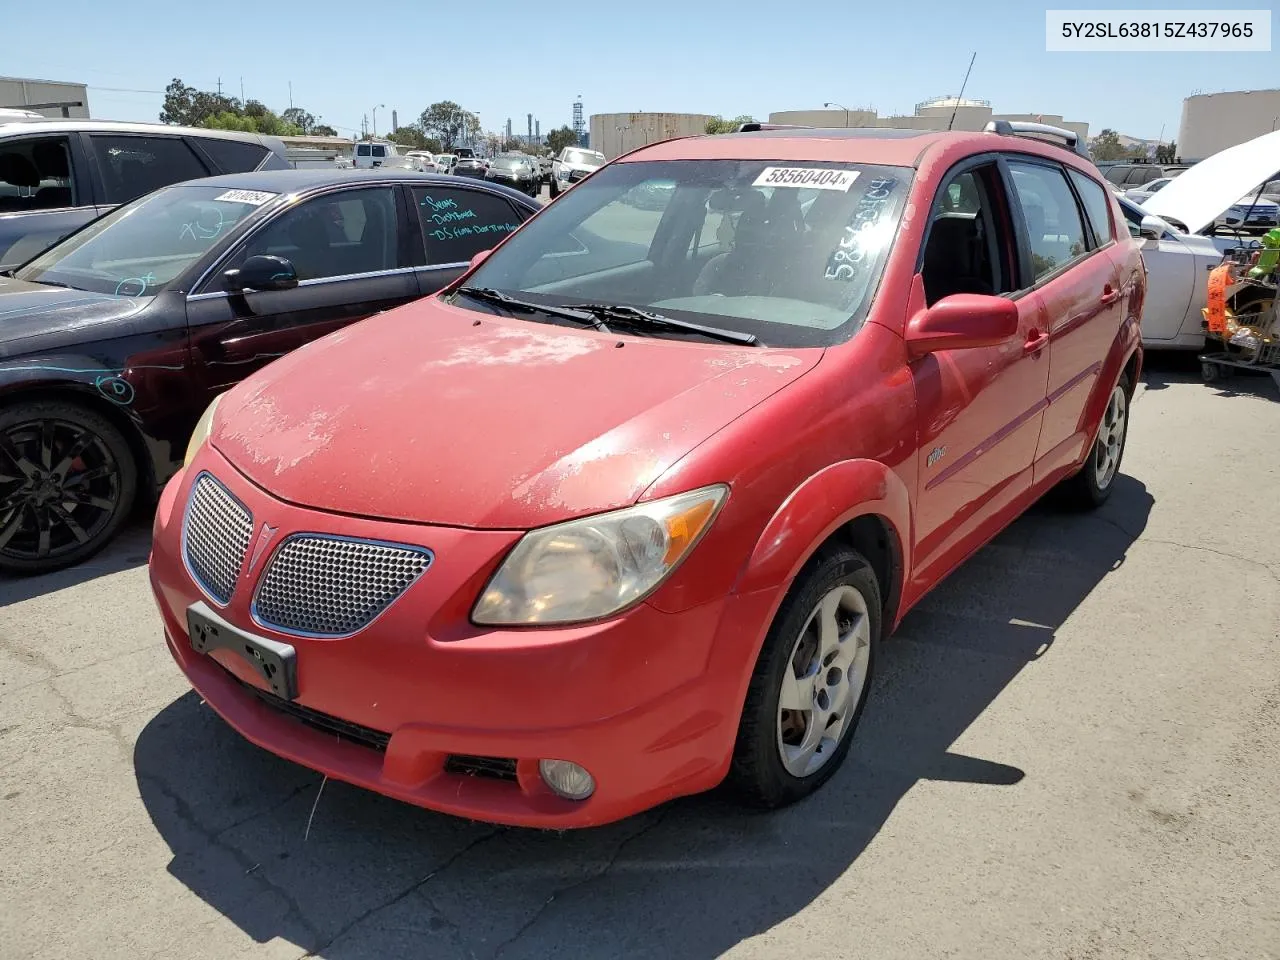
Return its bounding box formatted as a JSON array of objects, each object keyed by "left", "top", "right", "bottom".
[
  {"left": 472, "top": 485, "right": 729, "bottom": 625},
  {"left": 183, "top": 394, "right": 224, "bottom": 467}
]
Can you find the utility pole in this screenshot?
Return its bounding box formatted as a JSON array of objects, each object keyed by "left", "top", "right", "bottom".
[
  {"left": 288, "top": 81, "right": 293, "bottom": 110},
  {"left": 216, "top": 77, "right": 222, "bottom": 96},
  {"left": 240, "top": 77, "right": 245, "bottom": 105}
]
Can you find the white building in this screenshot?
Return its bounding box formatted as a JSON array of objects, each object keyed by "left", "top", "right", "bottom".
[
  {"left": 1178, "top": 89, "right": 1280, "bottom": 161},
  {"left": 0, "top": 76, "right": 90, "bottom": 119},
  {"left": 769, "top": 96, "right": 1089, "bottom": 142}
]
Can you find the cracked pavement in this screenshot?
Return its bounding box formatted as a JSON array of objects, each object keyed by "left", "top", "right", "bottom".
[{"left": 2, "top": 359, "right": 1278, "bottom": 960}]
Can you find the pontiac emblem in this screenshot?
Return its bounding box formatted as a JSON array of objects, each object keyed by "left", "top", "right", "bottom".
[{"left": 248, "top": 523, "right": 279, "bottom": 572}]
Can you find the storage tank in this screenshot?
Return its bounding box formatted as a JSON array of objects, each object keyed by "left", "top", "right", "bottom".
[
  {"left": 1180, "top": 90, "right": 1280, "bottom": 161},
  {"left": 589, "top": 113, "right": 714, "bottom": 160}
]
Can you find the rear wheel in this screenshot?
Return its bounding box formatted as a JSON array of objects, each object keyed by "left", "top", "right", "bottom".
[
  {"left": 0, "top": 401, "right": 137, "bottom": 575},
  {"left": 1062, "top": 373, "right": 1130, "bottom": 508},
  {"left": 729, "top": 544, "right": 880, "bottom": 808}
]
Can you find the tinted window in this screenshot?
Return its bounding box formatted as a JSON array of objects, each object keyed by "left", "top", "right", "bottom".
[
  {"left": 1009, "top": 161, "right": 1088, "bottom": 281},
  {"left": 1103, "top": 166, "right": 1128, "bottom": 185},
  {"left": 1068, "top": 169, "right": 1114, "bottom": 246},
  {"left": 90, "top": 135, "right": 209, "bottom": 205},
  {"left": 1123, "top": 168, "right": 1149, "bottom": 186},
  {"left": 412, "top": 186, "right": 524, "bottom": 264},
  {"left": 0, "top": 136, "right": 78, "bottom": 212},
  {"left": 194, "top": 136, "right": 269, "bottom": 173},
  {"left": 372, "top": 145, "right": 387, "bottom": 158},
  {"left": 357, "top": 144, "right": 372, "bottom": 157},
  {"left": 231, "top": 187, "right": 401, "bottom": 283}
]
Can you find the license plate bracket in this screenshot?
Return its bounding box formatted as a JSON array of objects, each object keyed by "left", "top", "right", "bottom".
[{"left": 187, "top": 600, "right": 298, "bottom": 700}]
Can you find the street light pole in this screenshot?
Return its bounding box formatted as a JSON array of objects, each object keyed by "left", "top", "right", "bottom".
[
  {"left": 824, "top": 101, "right": 851, "bottom": 127},
  {"left": 372, "top": 103, "right": 385, "bottom": 138}
]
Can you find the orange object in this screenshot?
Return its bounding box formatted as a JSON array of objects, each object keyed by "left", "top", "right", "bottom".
[{"left": 1205, "top": 263, "right": 1235, "bottom": 335}]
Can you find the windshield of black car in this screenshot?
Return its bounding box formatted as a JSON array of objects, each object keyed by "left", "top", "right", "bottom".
[
  {"left": 493, "top": 158, "right": 526, "bottom": 170},
  {"left": 15, "top": 185, "right": 269, "bottom": 296},
  {"left": 459, "top": 158, "right": 911, "bottom": 348}
]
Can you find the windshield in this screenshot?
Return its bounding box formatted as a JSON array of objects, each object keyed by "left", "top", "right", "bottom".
[
  {"left": 15, "top": 185, "right": 271, "bottom": 295},
  {"left": 459, "top": 158, "right": 910, "bottom": 347},
  {"left": 493, "top": 157, "right": 526, "bottom": 170},
  {"left": 564, "top": 149, "right": 605, "bottom": 168}
]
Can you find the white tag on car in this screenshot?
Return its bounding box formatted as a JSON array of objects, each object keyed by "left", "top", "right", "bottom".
[
  {"left": 752, "top": 168, "right": 860, "bottom": 192},
  {"left": 213, "top": 189, "right": 278, "bottom": 206}
]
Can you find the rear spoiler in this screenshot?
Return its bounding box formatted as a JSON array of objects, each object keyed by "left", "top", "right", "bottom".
[{"left": 983, "top": 120, "right": 1090, "bottom": 159}]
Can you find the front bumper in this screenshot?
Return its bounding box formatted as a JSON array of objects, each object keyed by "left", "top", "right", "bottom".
[{"left": 149, "top": 450, "right": 773, "bottom": 827}]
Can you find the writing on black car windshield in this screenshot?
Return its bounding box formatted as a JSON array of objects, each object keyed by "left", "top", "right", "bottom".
[
  {"left": 459, "top": 158, "right": 909, "bottom": 347},
  {"left": 15, "top": 185, "right": 272, "bottom": 296}
]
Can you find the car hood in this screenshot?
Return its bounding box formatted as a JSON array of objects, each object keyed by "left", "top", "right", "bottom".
[
  {"left": 211, "top": 298, "right": 820, "bottom": 528},
  {"left": 1143, "top": 129, "right": 1280, "bottom": 233},
  {"left": 0, "top": 277, "right": 149, "bottom": 346}
]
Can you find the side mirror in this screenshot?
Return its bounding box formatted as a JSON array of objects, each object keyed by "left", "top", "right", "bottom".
[
  {"left": 905, "top": 293, "right": 1020, "bottom": 359},
  {"left": 224, "top": 255, "right": 298, "bottom": 293},
  {"left": 1139, "top": 214, "right": 1164, "bottom": 241},
  {"left": 468, "top": 249, "right": 492, "bottom": 270}
]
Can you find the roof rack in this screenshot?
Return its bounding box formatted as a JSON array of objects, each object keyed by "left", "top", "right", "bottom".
[{"left": 983, "top": 120, "right": 1090, "bottom": 159}]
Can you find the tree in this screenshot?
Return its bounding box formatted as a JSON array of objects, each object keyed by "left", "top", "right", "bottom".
[
  {"left": 311, "top": 124, "right": 338, "bottom": 137},
  {"left": 1155, "top": 140, "right": 1178, "bottom": 163},
  {"left": 705, "top": 115, "right": 755, "bottom": 134},
  {"left": 160, "top": 78, "right": 240, "bottom": 126},
  {"left": 545, "top": 125, "right": 578, "bottom": 155},
  {"left": 418, "top": 101, "right": 480, "bottom": 150},
  {"left": 1090, "top": 128, "right": 1128, "bottom": 162},
  {"left": 385, "top": 125, "right": 441, "bottom": 152},
  {"left": 281, "top": 108, "right": 317, "bottom": 135}
]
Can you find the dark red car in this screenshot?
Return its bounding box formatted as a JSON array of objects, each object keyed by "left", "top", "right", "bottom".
[{"left": 150, "top": 123, "right": 1144, "bottom": 828}]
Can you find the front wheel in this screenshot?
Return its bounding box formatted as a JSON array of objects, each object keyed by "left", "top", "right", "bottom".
[
  {"left": 1062, "top": 372, "right": 1130, "bottom": 508},
  {"left": 0, "top": 401, "right": 137, "bottom": 575},
  {"left": 729, "top": 544, "right": 880, "bottom": 808}
]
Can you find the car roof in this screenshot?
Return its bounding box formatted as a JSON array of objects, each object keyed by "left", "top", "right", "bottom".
[
  {"left": 620, "top": 127, "right": 1098, "bottom": 174},
  {"left": 0, "top": 118, "right": 283, "bottom": 147},
  {"left": 176, "top": 169, "right": 540, "bottom": 204}
]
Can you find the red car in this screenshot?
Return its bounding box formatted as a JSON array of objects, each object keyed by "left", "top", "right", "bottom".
[{"left": 149, "top": 122, "right": 1144, "bottom": 828}]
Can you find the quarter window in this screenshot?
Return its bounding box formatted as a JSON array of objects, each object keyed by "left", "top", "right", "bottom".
[
  {"left": 1068, "top": 170, "right": 1114, "bottom": 247},
  {"left": 1008, "top": 161, "right": 1088, "bottom": 282},
  {"left": 0, "top": 136, "right": 77, "bottom": 212},
  {"left": 411, "top": 186, "right": 525, "bottom": 264},
  {"left": 229, "top": 187, "right": 401, "bottom": 284},
  {"left": 90, "top": 135, "right": 209, "bottom": 205},
  {"left": 193, "top": 137, "right": 269, "bottom": 173}
]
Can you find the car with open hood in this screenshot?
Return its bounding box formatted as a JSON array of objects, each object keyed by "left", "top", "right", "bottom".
[
  {"left": 1142, "top": 128, "right": 1280, "bottom": 237},
  {"left": 151, "top": 122, "right": 1143, "bottom": 828},
  {"left": 0, "top": 168, "right": 539, "bottom": 574}
]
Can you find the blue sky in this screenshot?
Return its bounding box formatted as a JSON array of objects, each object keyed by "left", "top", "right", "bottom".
[{"left": 8, "top": 0, "right": 1277, "bottom": 143}]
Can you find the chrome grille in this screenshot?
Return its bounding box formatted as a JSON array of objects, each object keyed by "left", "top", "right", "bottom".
[
  {"left": 253, "top": 536, "right": 431, "bottom": 637},
  {"left": 183, "top": 473, "right": 253, "bottom": 604}
]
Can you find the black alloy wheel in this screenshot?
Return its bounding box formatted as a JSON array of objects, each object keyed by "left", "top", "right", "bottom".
[{"left": 0, "top": 401, "right": 137, "bottom": 575}]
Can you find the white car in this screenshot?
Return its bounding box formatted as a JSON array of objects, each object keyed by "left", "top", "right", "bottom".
[
  {"left": 353, "top": 139, "right": 400, "bottom": 169},
  {"left": 550, "top": 147, "right": 605, "bottom": 197},
  {"left": 1129, "top": 129, "right": 1280, "bottom": 348},
  {"left": 1124, "top": 175, "right": 1178, "bottom": 205},
  {"left": 433, "top": 153, "right": 456, "bottom": 174}
]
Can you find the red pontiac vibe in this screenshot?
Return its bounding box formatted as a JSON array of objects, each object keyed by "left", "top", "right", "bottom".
[{"left": 149, "top": 122, "right": 1145, "bottom": 828}]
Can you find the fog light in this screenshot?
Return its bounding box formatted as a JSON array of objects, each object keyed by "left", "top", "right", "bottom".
[{"left": 538, "top": 759, "right": 595, "bottom": 800}]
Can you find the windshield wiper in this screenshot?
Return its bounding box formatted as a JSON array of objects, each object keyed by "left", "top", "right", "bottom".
[
  {"left": 455, "top": 286, "right": 611, "bottom": 331},
  {"left": 562, "top": 302, "right": 761, "bottom": 346}
]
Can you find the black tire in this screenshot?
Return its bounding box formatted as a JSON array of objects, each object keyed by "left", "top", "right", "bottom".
[
  {"left": 1062, "top": 372, "right": 1131, "bottom": 509},
  {"left": 0, "top": 400, "right": 138, "bottom": 576},
  {"left": 549, "top": 179, "right": 560, "bottom": 199},
  {"left": 1200, "top": 361, "right": 1221, "bottom": 383},
  {"left": 728, "top": 543, "right": 881, "bottom": 809}
]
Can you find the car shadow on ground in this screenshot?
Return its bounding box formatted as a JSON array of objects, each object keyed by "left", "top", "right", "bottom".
[
  {"left": 1143, "top": 349, "right": 1279, "bottom": 400},
  {"left": 0, "top": 519, "right": 152, "bottom": 607},
  {"left": 133, "top": 476, "right": 1153, "bottom": 959}
]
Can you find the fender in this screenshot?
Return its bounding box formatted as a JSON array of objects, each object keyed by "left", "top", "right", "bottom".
[
  {"left": 1081, "top": 310, "right": 1142, "bottom": 442},
  {"left": 734, "top": 458, "right": 913, "bottom": 614}
]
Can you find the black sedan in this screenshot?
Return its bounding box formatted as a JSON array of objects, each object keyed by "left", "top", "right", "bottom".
[
  {"left": 0, "top": 169, "right": 539, "bottom": 574},
  {"left": 485, "top": 155, "right": 538, "bottom": 196}
]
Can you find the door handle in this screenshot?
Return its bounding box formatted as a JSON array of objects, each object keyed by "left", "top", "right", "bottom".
[
  {"left": 1023, "top": 331, "right": 1049, "bottom": 355},
  {"left": 1100, "top": 284, "right": 1121, "bottom": 306}
]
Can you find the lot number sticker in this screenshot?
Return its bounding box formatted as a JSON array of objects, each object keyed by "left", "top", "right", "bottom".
[
  {"left": 213, "top": 189, "right": 278, "bottom": 206},
  {"left": 752, "top": 167, "right": 859, "bottom": 192}
]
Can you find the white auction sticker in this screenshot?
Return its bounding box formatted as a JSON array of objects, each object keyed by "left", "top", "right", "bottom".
[
  {"left": 1046, "top": 9, "right": 1270, "bottom": 51},
  {"left": 753, "top": 167, "right": 860, "bottom": 192},
  {"left": 213, "top": 189, "right": 278, "bottom": 205}
]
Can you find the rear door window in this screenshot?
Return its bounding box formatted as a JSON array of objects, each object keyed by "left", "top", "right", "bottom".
[
  {"left": 1068, "top": 169, "right": 1114, "bottom": 247},
  {"left": 357, "top": 144, "right": 372, "bottom": 157},
  {"left": 193, "top": 137, "right": 269, "bottom": 173},
  {"left": 89, "top": 135, "right": 210, "bottom": 205},
  {"left": 1008, "top": 160, "right": 1089, "bottom": 282},
  {"left": 411, "top": 186, "right": 525, "bottom": 263}
]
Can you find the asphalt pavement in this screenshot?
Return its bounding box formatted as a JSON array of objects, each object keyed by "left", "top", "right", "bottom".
[{"left": 2, "top": 356, "right": 1278, "bottom": 960}]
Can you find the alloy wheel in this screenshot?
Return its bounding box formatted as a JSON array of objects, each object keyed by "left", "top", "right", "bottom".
[
  {"left": 776, "top": 584, "right": 872, "bottom": 778},
  {"left": 1092, "top": 384, "right": 1128, "bottom": 491},
  {"left": 0, "top": 418, "right": 122, "bottom": 563}
]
